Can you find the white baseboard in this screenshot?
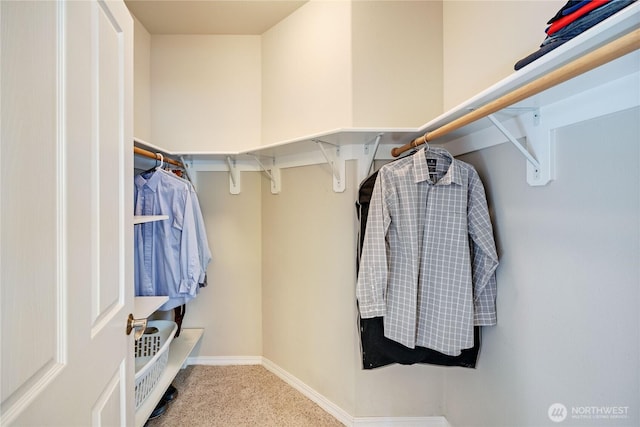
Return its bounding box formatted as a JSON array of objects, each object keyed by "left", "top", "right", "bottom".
[
  {"left": 187, "top": 356, "right": 449, "bottom": 427},
  {"left": 188, "top": 355, "right": 262, "bottom": 366},
  {"left": 352, "top": 417, "right": 450, "bottom": 427}
]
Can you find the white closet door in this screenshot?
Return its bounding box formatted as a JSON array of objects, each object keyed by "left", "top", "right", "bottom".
[{"left": 1, "top": 1, "right": 134, "bottom": 425}]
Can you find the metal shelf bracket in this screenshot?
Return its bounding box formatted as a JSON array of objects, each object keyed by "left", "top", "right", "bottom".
[
  {"left": 313, "top": 139, "right": 345, "bottom": 193},
  {"left": 486, "top": 112, "right": 555, "bottom": 186},
  {"left": 251, "top": 155, "right": 281, "bottom": 194},
  {"left": 486, "top": 113, "right": 540, "bottom": 169},
  {"left": 362, "top": 133, "right": 383, "bottom": 181},
  {"left": 226, "top": 156, "right": 241, "bottom": 194}
]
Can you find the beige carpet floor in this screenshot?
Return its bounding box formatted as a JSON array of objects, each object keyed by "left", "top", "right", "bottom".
[{"left": 145, "top": 365, "right": 345, "bottom": 427}]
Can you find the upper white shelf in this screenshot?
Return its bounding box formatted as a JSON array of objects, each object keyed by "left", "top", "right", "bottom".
[
  {"left": 134, "top": 2, "right": 639, "bottom": 169},
  {"left": 418, "top": 2, "right": 639, "bottom": 147}
]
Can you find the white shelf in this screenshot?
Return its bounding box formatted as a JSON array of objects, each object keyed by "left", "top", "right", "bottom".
[
  {"left": 413, "top": 2, "right": 640, "bottom": 147},
  {"left": 136, "top": 2, "right": 639, "bottom": 164},
  {"left": 134, "top": 3, "right": 639, "bottom": 189},
  {"left": 134, "top": 296, "right": 169, "bottom": 319},
  {"left": 134, "top": 328, "right": 204, "bottom": 427},
  {"left": 134, "top": 215, "right": 169, "bottom": 224}
]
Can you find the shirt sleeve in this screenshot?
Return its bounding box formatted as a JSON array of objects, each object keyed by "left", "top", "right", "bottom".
[
  {"left": 178, "top": 188, "right": 203, "bottom": 297},
  {"left": 467, "top": 170, "right": 499, "bottom": 326},
  {"left": 190, "top": 188, "right": 212, "bottom": 284},
  {"left": 356, "top": 170, "right": 393, "bottom": 318}
]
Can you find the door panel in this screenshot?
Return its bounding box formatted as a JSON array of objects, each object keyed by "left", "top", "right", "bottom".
[
  {"left": 0, "top": 1, "right": 134, "bottom": 425},
  {"left": 93, "top": 0, "right": 127, "bottom": 331},
  {"left": 0, "top": 0, "right": 65, "bottom": 416},
  {"left": 92, "top": 362, "right": 126, "bottom": 426}
]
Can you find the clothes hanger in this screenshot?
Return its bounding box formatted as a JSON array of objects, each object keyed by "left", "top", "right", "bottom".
[
  {"left": 420, "top": 134, "right": 430, "bottom": 153},
  {"left": 138, "top": 153, "right": 166, "bottom": 177}
]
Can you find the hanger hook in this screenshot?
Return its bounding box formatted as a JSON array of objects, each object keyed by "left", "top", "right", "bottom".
[
  {"left": 412, "top": 134, "right": 429, "bottom": 152},
  {"left": 422, "top": 134, "right": 430, "bottom": 152},
  {"left": 157, "top": 153, "right": 164, "bottom": 169}
]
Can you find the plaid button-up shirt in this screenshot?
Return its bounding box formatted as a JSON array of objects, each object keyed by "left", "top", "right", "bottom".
[{"left": 356, "top": 147, "right": 498, "bottom": 356}]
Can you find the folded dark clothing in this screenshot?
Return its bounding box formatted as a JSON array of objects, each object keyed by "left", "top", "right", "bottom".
[
  {"left": 561, "top": 0, "right": 593, "bottom": 17},
  {"left": 514, "top": 38, "right": 569, "bottom": 71},
  {"left": 542, "top": 0, "right": 635, "bottom": 46},
  {"left": 515, "top": 0, "right": 636, "bottom": 70},
  {"left": 547, "top": 0, "right": 588, "bottom": 24},
  {"left": 546, "top": 0, "right": 610, "bottom": 36}
]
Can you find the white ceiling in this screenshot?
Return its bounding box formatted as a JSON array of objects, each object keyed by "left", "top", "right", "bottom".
[{"left": 125, "top": 0, "right": 308, "bottom": 35}]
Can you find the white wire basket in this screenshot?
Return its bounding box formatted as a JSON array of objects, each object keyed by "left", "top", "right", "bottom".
[{"left": 134, "top": 320, "right": 178, "bottom": 410}]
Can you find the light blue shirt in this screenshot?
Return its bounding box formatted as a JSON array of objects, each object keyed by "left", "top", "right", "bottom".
[
  {"left": 134, "top": 169, "right": 208, "bottom": 311},
  {"left": 190, "top": 188, "right": 212, "bottom": 285}
]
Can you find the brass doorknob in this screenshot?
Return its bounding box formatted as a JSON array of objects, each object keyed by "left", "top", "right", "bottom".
[{"left": 126, "top": 313, "right": 147, "bottom": 340}]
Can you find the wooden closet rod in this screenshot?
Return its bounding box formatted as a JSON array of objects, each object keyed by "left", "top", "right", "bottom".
[
  {"left": 392, "top": 28, "right": 640, "bottom": 157},
  {"left": 134, "top": 146, "right": 185, "bottom": 168}
]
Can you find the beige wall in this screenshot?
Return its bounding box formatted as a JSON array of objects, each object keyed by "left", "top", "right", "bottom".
[
  {"left": 261, "top": 162, "right": 360, "bottom": 413},
  {"left": 260, "top": 161, "right": 446, "bottom": 417},
  {"left": 261, "top": 0, "right": 353, "bottom": 145},
  {"left": 352, "top": 0, "right": 443, "bottom": 127},
  {"left": 135, "top": 0, "right": 565, "bottom": 151},
  {"left": 262, "top": 0, "right": 444, "bottom": 143},
  {"left": 150, "top": 35, "right": 262, "bottom": 152},
  {"left": 133, "top": 15, "right": 151, "bottom": 141},
  {"left": 445, "top": 107, "right": 639, "bottom": 427},
  {"left": 442, "top": 0, "right": 565, "bottom": 110},
  {"left": 183, "top": 171, "right": 263, "bottom": 357}
]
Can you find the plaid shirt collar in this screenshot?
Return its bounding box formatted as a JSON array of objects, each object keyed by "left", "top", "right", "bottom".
[{"left": 413, "top": 146, "right": 463, "bottom": 186}]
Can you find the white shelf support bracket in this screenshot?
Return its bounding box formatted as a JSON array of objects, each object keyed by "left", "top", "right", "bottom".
[
  {"left": 251, "top": 155, "right": 281, "bottom": 194},
  {"left": 313, "top": 139, "right": 345, "bottom": 193},
  {"left": 359, "top": 133, "right": 383, "bottom": 183},
  {"left": 226, "top": 156, "right": 241, "bottom": 194},
  {"left": 487, "top": 113, "right": 540, "bottom": 169},
  {"left": 486, "top": 113, "right": 554, "bottom": 186},
  {"left": 519, "top": 109, "right": 556, "bottom": 186},
  {"left": 179, "top": 155, "right": 196, "bottom": 188}
]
